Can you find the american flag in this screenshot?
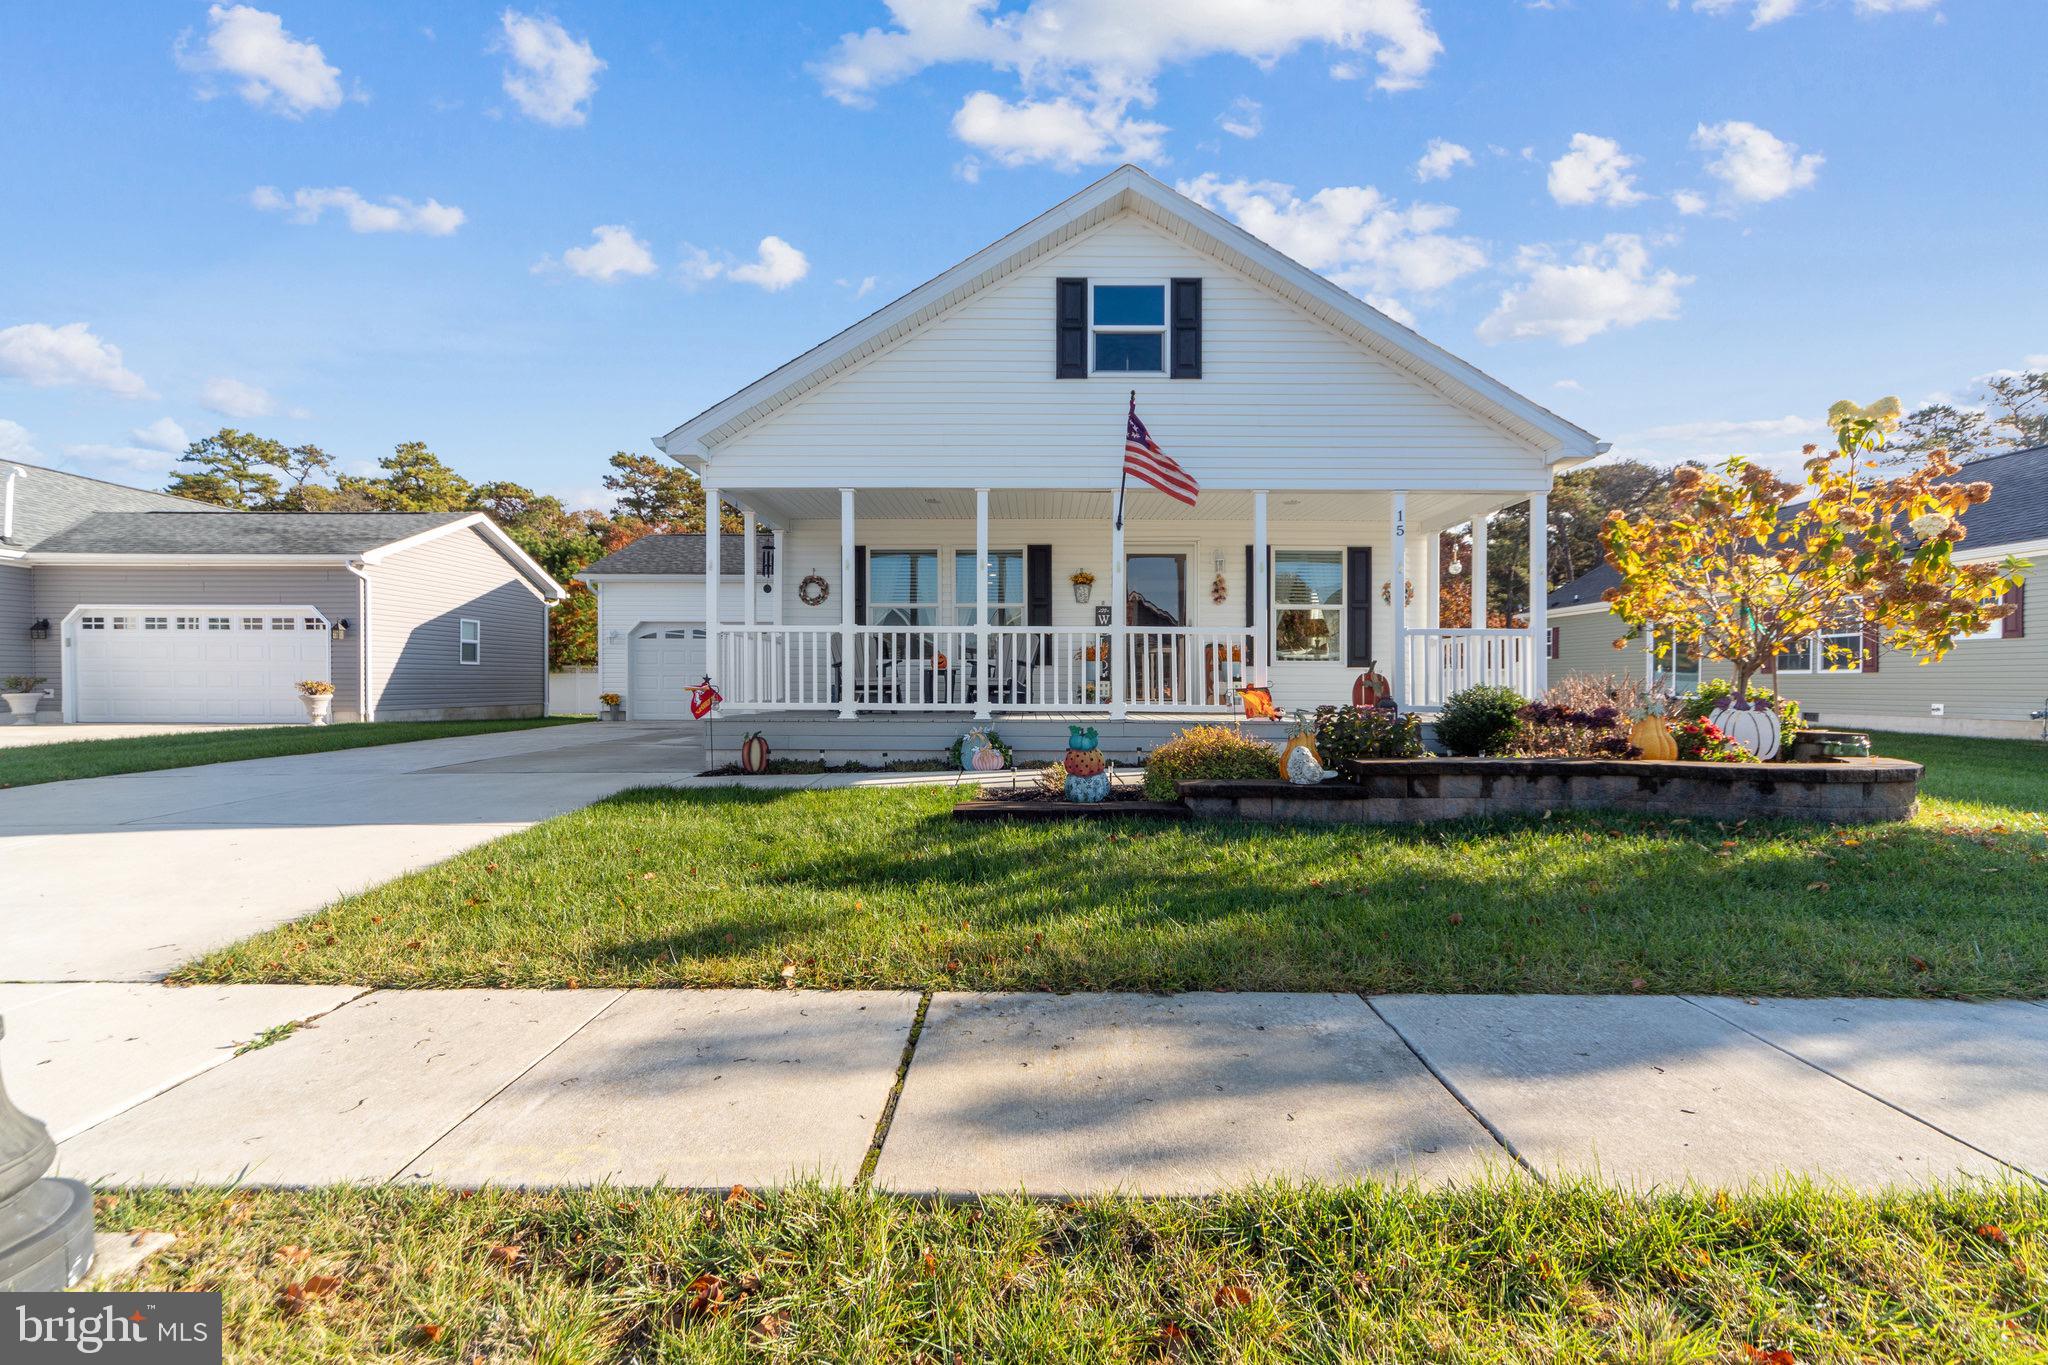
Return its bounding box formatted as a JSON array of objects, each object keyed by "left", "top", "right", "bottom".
[{"left": 1123, "top": 395, "right": 1199, "bottom": 506}]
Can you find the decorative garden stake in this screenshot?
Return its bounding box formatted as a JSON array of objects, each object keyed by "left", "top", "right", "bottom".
[
  {"left": 1351, "top": 660, "right": 1392, "bottom": 709},
  {"left": 1062, "top": 724, "right": 1110, "bottom": 802},
  {"left": 739, "top": 731, "right": 770, "bottom": 773}
]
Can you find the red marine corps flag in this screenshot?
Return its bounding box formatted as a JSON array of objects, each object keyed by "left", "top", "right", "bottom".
[{"left": 1118, "top": 391, "right": 1198, "bottom": 528}]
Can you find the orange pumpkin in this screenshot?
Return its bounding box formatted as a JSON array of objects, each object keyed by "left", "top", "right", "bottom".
[{"left": 1629, "top": 715, "right": 1678, "bottom": 761}]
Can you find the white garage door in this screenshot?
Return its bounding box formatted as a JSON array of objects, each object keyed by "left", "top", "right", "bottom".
[
  {"left": 73, "top": 608, "right": 332, "bottom": 723},
  {"left": 627, "top": 622, "right": 706, "bottom": 721}
]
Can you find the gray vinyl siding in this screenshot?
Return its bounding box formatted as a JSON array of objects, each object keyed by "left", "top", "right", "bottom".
[
  {"left": 1553, "top": 603, "right": 2047, "bottom": 735},
  {"left": 0, "top": 562, "right": 31, "bottom": 681},
  {"left": 27, "top": 563, "right": 363, "bottom": 720},
  {"left": 367, "top": 526, "right": 546, "bottom": 720}
]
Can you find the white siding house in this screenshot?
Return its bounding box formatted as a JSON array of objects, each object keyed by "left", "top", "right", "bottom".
[{"left": 602, "top": 166, "right": 1607, "bottom": 732}]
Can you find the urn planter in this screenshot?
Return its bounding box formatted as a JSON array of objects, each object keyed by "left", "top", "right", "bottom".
[
  {"left": 299, "top": 692, "right": 334, "bottom": 725},
  {"left": 2, "top": 692, "right": 40, "bottom": 725}
]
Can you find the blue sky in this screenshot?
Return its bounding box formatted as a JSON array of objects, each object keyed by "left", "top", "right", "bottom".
[{"left": 2, "top": 1, "right": 2041, "bottom": 505}]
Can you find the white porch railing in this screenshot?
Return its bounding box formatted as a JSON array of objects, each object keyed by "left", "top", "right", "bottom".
[
  {"left": 982, "top": 626, "right": 1111, "bottom": 710},
  {"left": 1400, "top": 628, "right": 1537, "bottom": 709},
  {"left": 1124, "top": 627, "right": 1257, "bottom": 712},
  {"left": 720, "top": 626, "right": 841, "bottom": 709}
]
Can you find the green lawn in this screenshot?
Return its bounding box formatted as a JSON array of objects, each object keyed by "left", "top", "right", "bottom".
[
  {"left": 180, "top": 732, "right": 2048, "bottom": 998},
  {"left": 0, "top": 717, "right": 585, "bottom": 788},
  {"left": 100, "top": 1180, "right": 2047, "bottom": 1363}
]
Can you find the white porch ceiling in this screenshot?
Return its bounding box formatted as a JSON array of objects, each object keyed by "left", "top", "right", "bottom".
[{"left": 720, "top": 486, "right": 1532, "bottom": 531}]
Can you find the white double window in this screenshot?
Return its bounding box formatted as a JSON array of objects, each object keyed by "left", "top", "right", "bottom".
[
  {"left": 953, "top": 550, "right": 1024, "bottom": 626},
  {"left": 1274, "top": 550, "right": 1345, "bottom": 662}
]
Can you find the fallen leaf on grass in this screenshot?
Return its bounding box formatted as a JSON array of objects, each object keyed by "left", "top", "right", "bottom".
[
  {"left": 751, "top": 1310, "right": 790, "bottom": 1340},
  {"left": 279, "top": 1275, "right": 342, "bottom": 1316},
  {"left": 682, "top": 1272, "right": 727, "bottom": 1320},
  {"left": 1629, "top": 978, "right": 1647, "bottom": 992},
  {"left": 1214, "top": 1284, "right": 1253, "bottom": 1308},
  {"left": 1742, "top": 1348, "right": 1796, "bottom": 1365},
  {"left": 415, "top": 1324, "right": 445, "bottom": 1343},
  {"left": 1909, "top": 957, "right": 1931, "bottom": 973},
  {"left": 1154, "top": 1322, "right": 1190, "bottom": 1357},
  {"left": 1446, "top": 913, "right": 1463, "bottom": 926},
  {"left": 726, "top": 1184, "right": 763, "bottom": 1208},
  {"left": 487, "top": 1244, "right": 522, "bottom": 1268},
  {"left": 1804, "top": 881, "right": 1829, "bottom": 893},
  {"left": 1976, "top": 1224, "right": 2009, "bottom": 1244}
]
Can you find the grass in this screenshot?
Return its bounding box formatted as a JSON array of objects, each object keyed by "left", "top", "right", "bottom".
[
  {"left": 0, "top": 716, "right": 585, "bottom": 788},
  {"left": 179, "top": 732, "right": 2048, "bottom": 998},
  {"left": 97, "top": 1180, "right": 2048, "bottom": 1362}
]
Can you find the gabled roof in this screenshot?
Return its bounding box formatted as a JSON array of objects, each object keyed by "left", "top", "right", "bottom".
[
  {"left": 1548, "top": 444, "right": 2048, "bottom": 612},
  {"left": 581, "top": 532, "right": 772, "bottom": 578},
  {"left": 1, "top": 460, "right": 219, "bottom": 552},
  {"left": 658, "top": 164, "right": 1606, "bottom": 466},
  {"left": 32, "top": 510, "right": 474, "bottom": 556}
]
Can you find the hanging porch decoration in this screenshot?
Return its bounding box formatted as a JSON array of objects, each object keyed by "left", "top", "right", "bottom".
[{"left": 797, "top": 574, "right": 830, "bottom": 607}]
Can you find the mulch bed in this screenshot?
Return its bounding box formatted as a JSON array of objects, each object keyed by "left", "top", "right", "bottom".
[{"left": 953, "top": 781, "right": 1190, "bottom": 822}]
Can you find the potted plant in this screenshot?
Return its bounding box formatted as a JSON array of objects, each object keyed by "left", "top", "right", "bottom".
[
  {"left": 1070, "top": 569, "right": 1095, "bottom": 603},
  {"left": 599, "top": 691, "right": 624, "bottom": 721},
  {"left": 295, "top": 679, "right": 335, "bottom": 725},
  {"left": 2, "top": 676, "right": 46, "bottom": 725}
]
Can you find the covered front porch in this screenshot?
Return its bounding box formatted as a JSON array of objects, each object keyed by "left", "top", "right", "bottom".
[{"left": 698, "top": 484, "right": 1556, "bottom": 720}]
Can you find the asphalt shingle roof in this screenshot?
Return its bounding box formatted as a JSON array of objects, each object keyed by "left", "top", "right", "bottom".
[
  {"left": 581, "top": 532, "right": 771, "bottom": 577},
  {"left": 1547, "top": 445, "right": 2048, "bottom": 610},
  {"left": 1, "top": 460, "right": 218, "bottom": 551},
  {"left": 30, "top": 511, "right": 474, "bottom": 556}
]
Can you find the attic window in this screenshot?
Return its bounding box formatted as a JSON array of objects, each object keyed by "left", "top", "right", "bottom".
[{"left": 1091, "top": 284, "right": 1165, "bottom": 374}]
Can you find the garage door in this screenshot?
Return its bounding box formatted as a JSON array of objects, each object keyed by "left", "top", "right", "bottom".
[
  {"left": 73, "top": 608, "right": 332, "bottom": 723},
  {"left": 627, "top": 622, "right": 706, "bottom": 721}
]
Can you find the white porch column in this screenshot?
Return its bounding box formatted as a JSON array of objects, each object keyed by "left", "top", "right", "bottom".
[
  {"left": 1424, "top": 527, "right": 1442, "bottom": 629},
  {"left": 838, "top": 488, "right": 856, "bottom": 719},
  {"left": 974, "top": 487, "right": 992, "bottom": 720},
  {"left": 703, "top": 485, "right": 721, "bottom": 707},
  {"left": 741, "top": 504, "right": 756, "bottom": 626},
  {"left": 1251, "top": 490, "right": 1270, "bottom": 690},
  {"left": 1470, "top": 514, "right": 1489, "bottom": 629},
  {"left": 1109, "top": 503, "right": 1126, "bottom": 720},
  {"left": 1389, "top": 490, "right": 1407, "bottom": 708},
  {"left": 1528, "top": 490, "right": 1550, "bottom": 696}
]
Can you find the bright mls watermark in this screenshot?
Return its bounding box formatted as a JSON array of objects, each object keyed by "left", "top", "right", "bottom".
[{"left": 4, "top": 1293, "right": 220, "bottom": 1362}]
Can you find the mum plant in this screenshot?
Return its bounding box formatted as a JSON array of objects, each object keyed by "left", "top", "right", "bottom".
[{"left": 1601, "top": 397, "right": 2028, "bottom": 700}]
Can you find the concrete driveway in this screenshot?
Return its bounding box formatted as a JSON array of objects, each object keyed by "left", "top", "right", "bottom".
[{"left": 0, "top": 723, "right": 706, "bottom": 982}]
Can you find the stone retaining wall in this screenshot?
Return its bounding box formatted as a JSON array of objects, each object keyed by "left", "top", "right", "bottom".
[{"left": 1179, "top": 757, "right": 1922, "bottom": 826}]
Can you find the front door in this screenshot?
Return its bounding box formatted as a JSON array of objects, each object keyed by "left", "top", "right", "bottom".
[{"left": 1125, "top": 554, "right": 1186, "bottom": 626}]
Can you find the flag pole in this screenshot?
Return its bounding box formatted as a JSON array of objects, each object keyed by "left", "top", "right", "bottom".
[{"left": 1115, "top": 390, "right": 1133, "bottom": 531}]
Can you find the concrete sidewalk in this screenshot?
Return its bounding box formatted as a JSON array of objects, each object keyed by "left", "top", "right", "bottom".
[{"left": 9, "top": 986, "right": 2044, "bottom": 1194}]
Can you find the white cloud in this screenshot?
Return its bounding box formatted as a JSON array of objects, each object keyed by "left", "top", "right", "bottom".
[
  {"left": 1671, "top": 188, "right": 1710, "bottom": 215},
  {"left": 176, "top": 4, "right": 344, "bottom": 117},
  {"left": 682, "top": 237, "right": 813, "bottom": 292},
  {"left": 496, "top": 9, "right": 604, "bottom": 127},
  {"left": 0, "top": 322, "right": 152, "bottom": 398},
  {"left": 1178, "top": 173, "right": 1485, "bottom": 319},
  {"left": 61, "top": 443, "right": 181, "bottom": 483},
  {"left": 1547, "top": 133, "right": 1647, "bottom": 207},
  {"left": 1, "top": 418, "right": 43, "bottom": 463},
  {"left": 1217, "top": 97, "right": 1263, "bottom": 140},
  {"left": 1692, "top": 120, "right": 1822, "bottom": 205},
  {"left": 1609, "top": 412, "right": 1830, "bottom": 471},
  {"left": 200, "top": 376, "right": 276, "bottom": 418},
  {"left": 130, "top": 417, "right": 191, "bottom": 453},
  {"left": 1553, "top": 379, "right": 1584, "bottom": 392},
  {"left": 1414, "top": 138, "right": 1472, "bottom": 182},
  {"left": 1477, "top": 234, "right": 1690, "bottom": 346},
  {"left": 543, "top": 225, "right": 658, "bottom": 283},
  {"left": 837, "top": 275, "right": 880, "bottom": 299},
  {"left": 727, "top": 236, "right": 811, "bottom": 292},
  {"left": 950, "top": 91, "right": 1164, "bottom": 170},
  {"left": 1853, "top": 0, "right": 1940, "bottom": 11},
  {"left": 816, "top": 0, "right": 1440, "bottom": 171},
  {"left": 1693, "top": 0, "right": 1800, "bottom": 27},
  {"left": 250, "top": 186, "right": 465, "bottom": 235}
]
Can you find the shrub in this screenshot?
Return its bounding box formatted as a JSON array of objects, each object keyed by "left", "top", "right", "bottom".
[
  {"left": 1434, "top": 685, "right": 1526, "bottom": 756},
  {"left": 1142, "top": 725, "right": 1278, "bottom": 800},
  {"left": 1546, "top": 672, "right": 1651, "bottom": 720},
  {"left": 1509, "top": 698, "right": 1637, "bottom": 759},
  {"left": 1680, "top": 679, "right": 1803, "bottom": 744},
  {"left": 1312, "top": 704, "right": 1422, "bottom": 765},
  {"left": 1673, "top": 716, "right": 1756, "bottom": 763}
]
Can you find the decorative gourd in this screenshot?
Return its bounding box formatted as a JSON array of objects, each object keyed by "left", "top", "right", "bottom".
[
  {"left": 739, "top": 732, "right": 770, "bottom": 774},
  {"left": 1712, "top": 700, "right": 1782, "bottom": 761},
  {"left": 971, "top": 744, "right": 1006, "bottom": 772},
  {"left": 1351, "top": 662, "right": 1392, "bottom": 709},
  {"left": 1629, "top": 715, "right": 1678, "bottom": 762}
]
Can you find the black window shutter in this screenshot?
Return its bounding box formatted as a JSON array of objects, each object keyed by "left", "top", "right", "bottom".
[
  {"left": 1244, "top": 544, "right": 1255, "bottom": 629},
  {"left": 2005, "top": 583, "right": 2026, "bottom": 638},
  {"left": 1862, "top": 618, "right": 1881, "bottom": 673},
  {"left": 1170, "top": 278, "right": 1202, "bottom": 379},
  {"left": 853, "top": 546, "right": 867, "bottom": 626},
  {"left": 1346, "top": 547, "right": 1373, "bottom": 667},
  {"left": 1026, "top": 544, "right": 1053, "bottom": 624},
  {"left": 1055, "top": 278, "right": 1087, "bottom": 378}
]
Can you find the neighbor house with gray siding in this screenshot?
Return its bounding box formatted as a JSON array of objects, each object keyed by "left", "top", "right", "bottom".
[
  {"left": 1, "top": 461, "right": 562, "bottom": 724},
  {"left": 1547, "top": 445, "right": 2042, "bottom": 739}
]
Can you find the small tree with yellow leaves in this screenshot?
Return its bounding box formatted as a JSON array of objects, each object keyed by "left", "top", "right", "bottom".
[{"left": 1601, "top": 397, "right": 2029, "bottom": 699}]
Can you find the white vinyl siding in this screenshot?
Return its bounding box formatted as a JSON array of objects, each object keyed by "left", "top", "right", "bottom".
[
  {"left": 700, "top": 214, "right": 1552, "bottom": 493},
  {"left": 592, "top": 577, "right": 751, "bottom": 703}
]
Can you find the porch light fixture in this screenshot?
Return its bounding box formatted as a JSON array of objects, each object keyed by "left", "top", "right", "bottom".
[
  {"left": 27, "top": 618, "right": 49, "bottom": 641},
  {"left": 330, "top": 619, "right": 350, "bottom": 641}
]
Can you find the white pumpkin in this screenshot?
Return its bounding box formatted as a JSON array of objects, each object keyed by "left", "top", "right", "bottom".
[{"left": 1712, "top": 702, "right": 1782, "bottom": 760}]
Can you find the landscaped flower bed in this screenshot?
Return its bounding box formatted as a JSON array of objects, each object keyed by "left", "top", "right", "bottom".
[{"left": 1180, "top": 754, "right": 1923, "bottom": 825}]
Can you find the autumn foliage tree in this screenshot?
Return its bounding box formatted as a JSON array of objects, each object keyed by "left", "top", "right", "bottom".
[{"left": 1601, "top": 398, "right": 2029, "bottom": 698}]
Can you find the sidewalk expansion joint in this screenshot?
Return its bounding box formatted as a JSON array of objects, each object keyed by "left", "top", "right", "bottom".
[
  {"left": 857, "top": 990, "right": 932, "bottom": 1189},
  {"left": 1362, "top": 993, "right": 1539, "bottom": 1180}
]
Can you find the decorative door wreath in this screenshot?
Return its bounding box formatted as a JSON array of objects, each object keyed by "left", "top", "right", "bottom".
[{"left": 797, "top": 573, "right": 831, "bottom": 606}]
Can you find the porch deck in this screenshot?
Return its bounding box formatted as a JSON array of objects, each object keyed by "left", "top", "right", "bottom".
[{"left": 698, "top": 710, "right": 1294, "bottom": 763}]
